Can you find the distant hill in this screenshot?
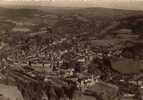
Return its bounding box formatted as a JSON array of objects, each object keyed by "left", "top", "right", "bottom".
[
  {"left": 0, "top": 7, "right": 143, "bottom": 42},
  {"left": 0, "top": 7, "right": 45, "bottom": 20},
  {"left": 0, "top": 7, "right": 143, "bottom": 37}
]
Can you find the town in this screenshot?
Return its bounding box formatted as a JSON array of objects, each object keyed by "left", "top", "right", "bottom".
[{"left": 0, "top": 6, "right": 143, "bottom": 100}]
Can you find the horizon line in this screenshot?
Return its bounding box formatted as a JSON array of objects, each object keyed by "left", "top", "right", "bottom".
[{"left": 0, "top": 1, "right": 143, "bottom": 11}]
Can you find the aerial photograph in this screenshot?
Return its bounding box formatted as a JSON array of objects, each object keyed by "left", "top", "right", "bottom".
[{"left": 0, "top": 0, "right": 143, "bottom": 100}]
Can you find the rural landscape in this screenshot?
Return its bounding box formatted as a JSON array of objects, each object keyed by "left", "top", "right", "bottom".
[{"left": 0, "top": 6, "right": 143, "bottom": 100}]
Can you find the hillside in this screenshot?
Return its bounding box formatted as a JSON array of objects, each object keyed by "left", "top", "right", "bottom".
[{"left": 0, "top": 6, "right": 143, "bottom": 100}]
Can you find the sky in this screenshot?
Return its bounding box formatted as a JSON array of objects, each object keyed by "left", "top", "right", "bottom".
[{"left": 0, "top": 0, "right": 143, "bottom": 10}]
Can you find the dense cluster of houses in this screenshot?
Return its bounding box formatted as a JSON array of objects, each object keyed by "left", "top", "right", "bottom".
[{"left": 0, "top": 20, "right": 143, "bottom": 100}]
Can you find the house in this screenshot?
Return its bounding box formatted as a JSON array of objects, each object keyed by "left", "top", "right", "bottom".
[
  {"left": 124, "top": 93, "right": 135, "bottom": 97},
  {"left": 132, "top": 74, "right": 143, "bottom": 88},
  {"left": 86, "top": 80, "right": 119, "bottom": 100},
  {"left": 113, "top": 28, "right": 133, "bottom": 34},
  {"left": 77, "top": 57, "right": 86, "bottom": 63},
  {"left": 116, "top": 34, "right": 139, "bottom": 39},
  {"left": 12, "top": 27, "right": 30, "bottom": 32}
]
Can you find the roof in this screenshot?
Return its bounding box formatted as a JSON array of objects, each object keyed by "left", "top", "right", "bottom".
[
  {"left": 116, "top": 34, "right": 139, "bottom": 39},
  {"left": 12, "top": 27, "right": 30, "bottom": 32},
  {"left": 114, "top": 28, "right": 132, "bottom": 34},
  {"left": 90, "top": 39, "right": 119, "bottom": 47},
  {"left": 29, "top": 31, "right": 47, "bottom": 37},
  {"left": 132, "top": 74, "right": 143, "bottom": 80}
]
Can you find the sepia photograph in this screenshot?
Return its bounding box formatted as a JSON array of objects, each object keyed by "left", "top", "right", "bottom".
[{"left": 0, "top": 0, "right": 143, "bottom": 100}]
